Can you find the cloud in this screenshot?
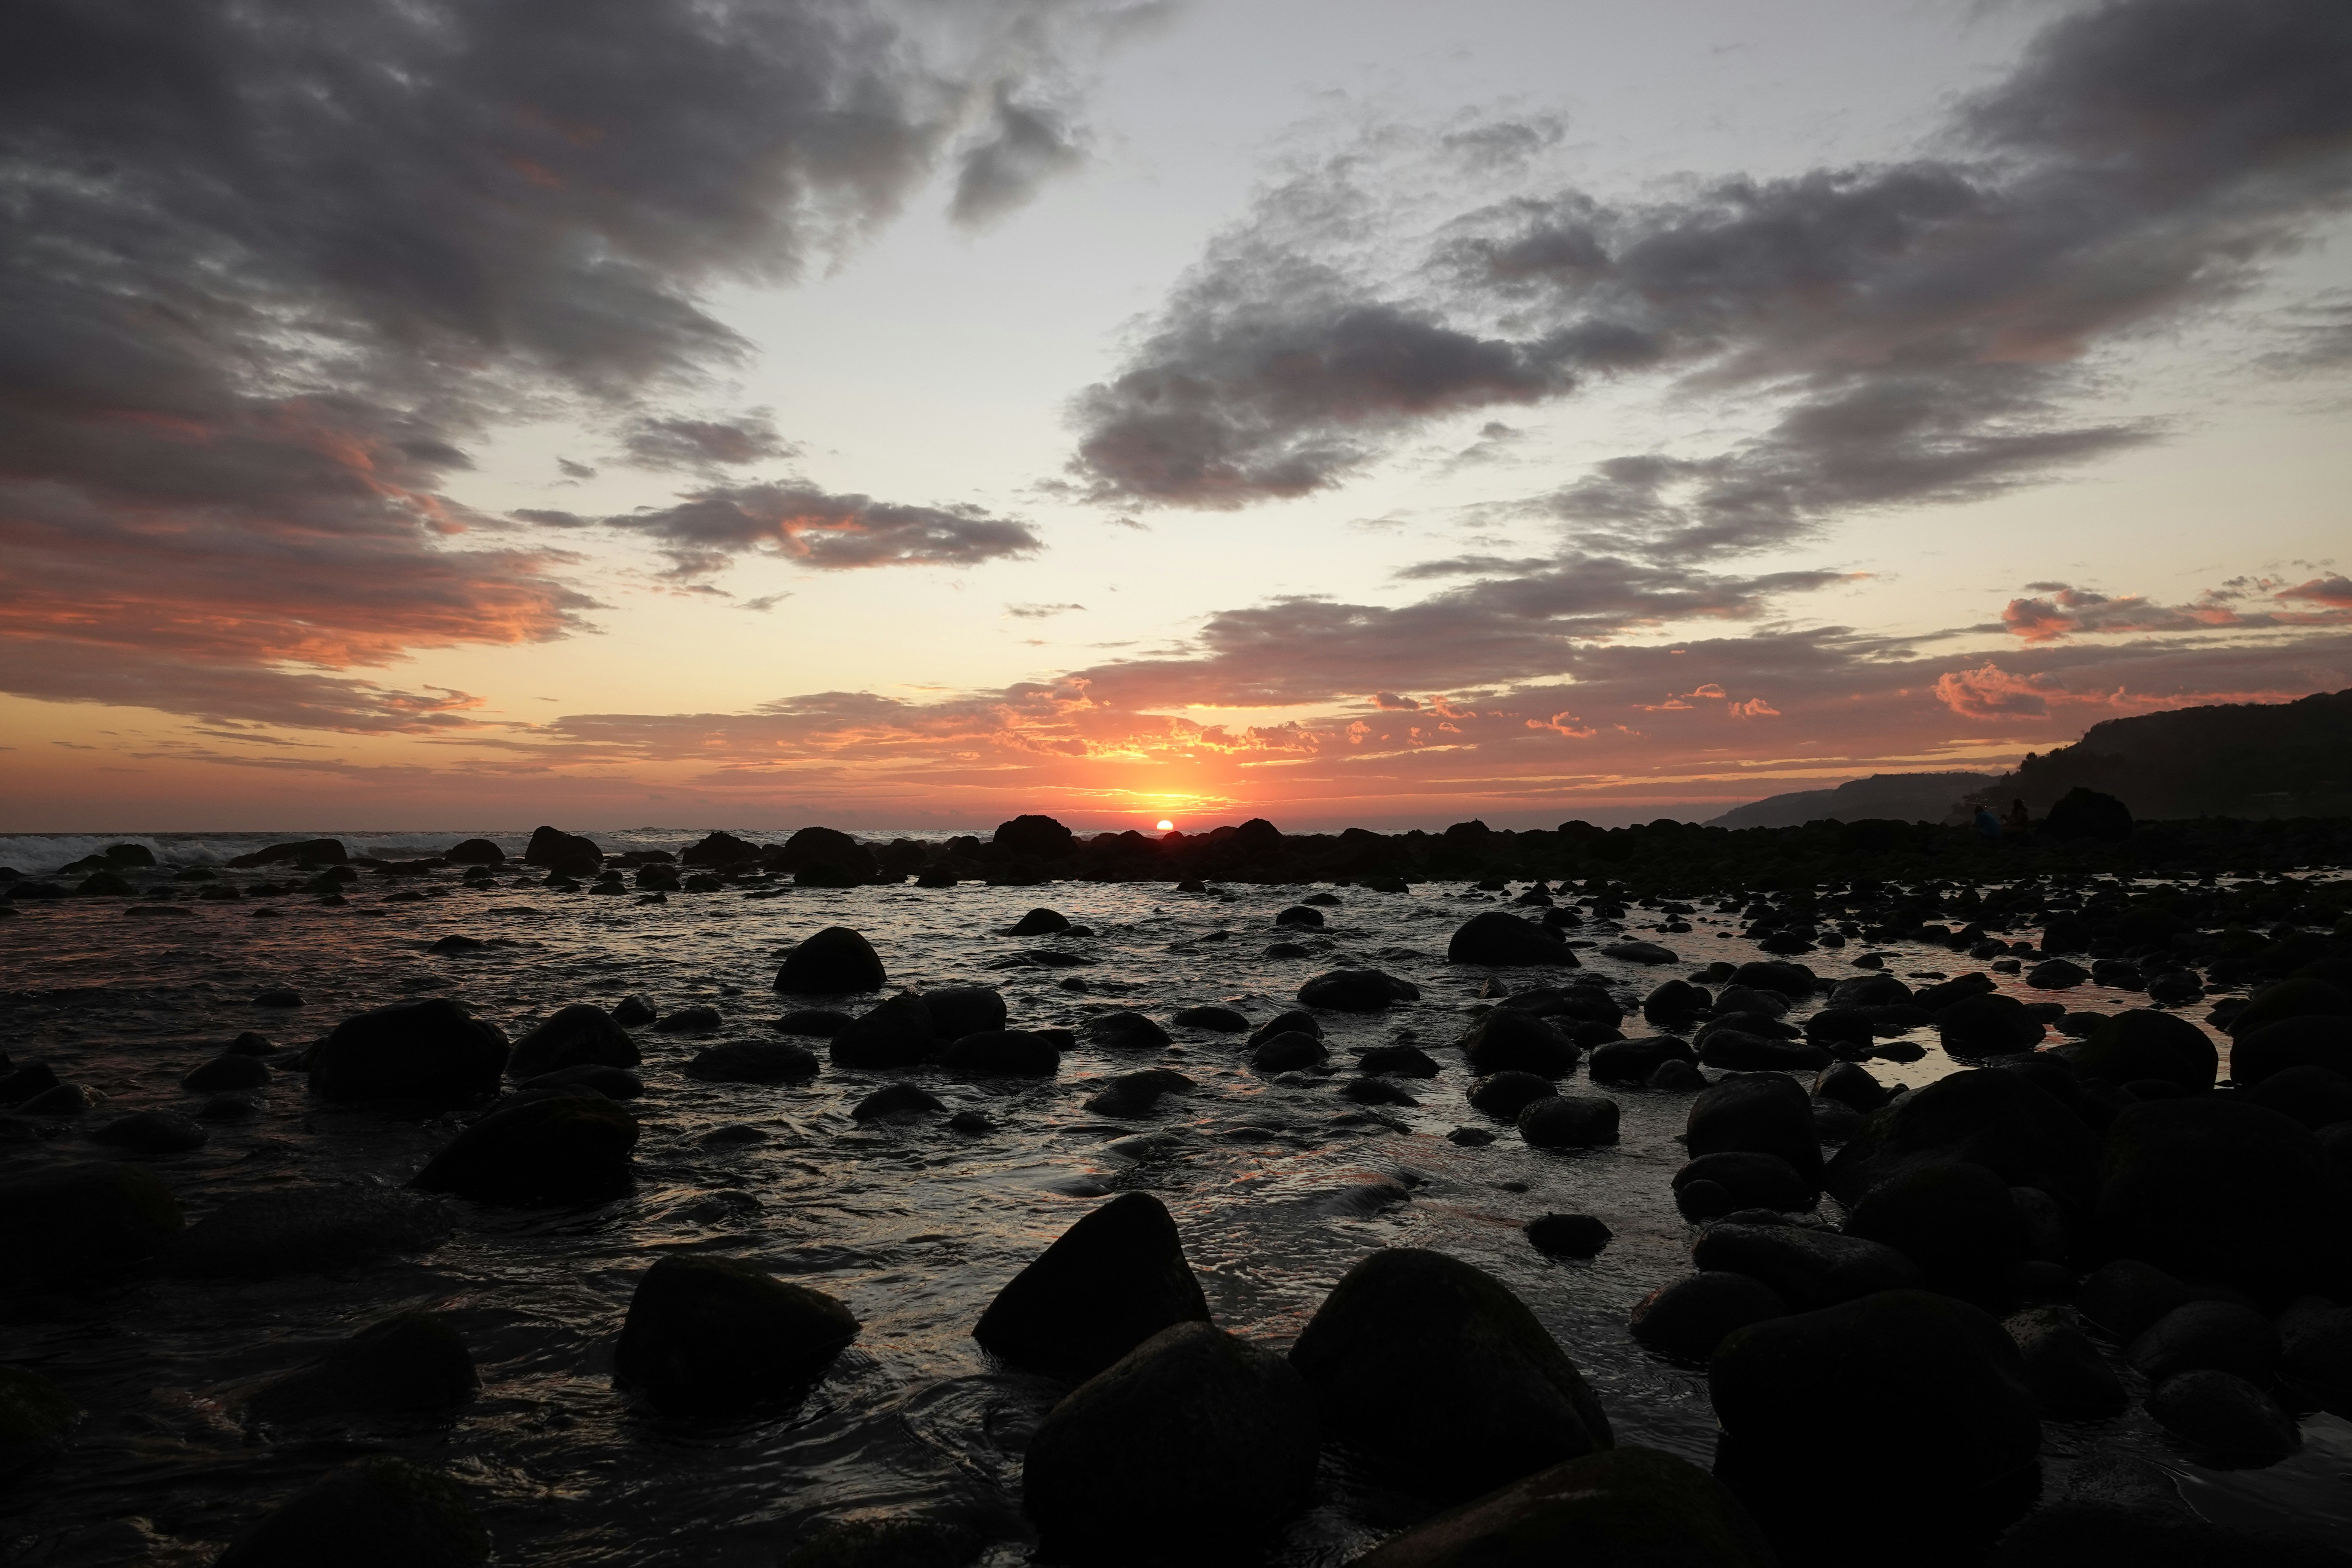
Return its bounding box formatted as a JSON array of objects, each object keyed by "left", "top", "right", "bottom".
[
  {"left": 0, "top": 0, "right": 1131, "bottom": 729},
  {"left": 952, "top": 86, "right": 1088, "bottom": 227},
  {"left": 1727, "top": 697, "right": 1780, "bottom": 718},
  {"left": 589, "top": 482, "right": 1042, "bottom": 577},
  {"left": 1372, "top": 691, "right": 1420, "bottom": 710},
  {"left": 2281, "top": 575, "right": 2352, "bottom": 608},
  {"left": 2000, "top": 577, "right": 2352, "bottom": 641},
  {"left": 1007, "top": 602, "right": 1088, "bottom": 619}
]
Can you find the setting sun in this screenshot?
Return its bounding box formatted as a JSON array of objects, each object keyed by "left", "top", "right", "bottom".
[{"left": 1156, "top": 819, "right": 1174, "bottom": 831}]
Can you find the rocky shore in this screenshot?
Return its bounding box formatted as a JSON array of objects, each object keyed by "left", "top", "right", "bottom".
[{"left": 2, "top": 808, "right": 2350, "bottom": 1565}]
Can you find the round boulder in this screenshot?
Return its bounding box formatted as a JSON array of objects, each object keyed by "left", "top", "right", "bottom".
[
  {"left": 613, "top": 1255, "right": 859, "bottom": 1415},
  {"left": 774, "top": 927, "right": 888, "bottom": 996},
  {"left": 972, "top": 1191, "right": 1210, "bottom": 1385},
  {"left": 1630, "top": 1272, "right": 1788, "bottom": 1363},
  {"left": 409, "top": 1094, "right": 637, "bottom": 1206},
  {"left": 507, "top": 1004, "right": 639, "bottom": 1079},
  {"left": 214, "top": 1455, "right": 488, "bottom": 1568},
  {"left": 308, "top": 998, "right": 508, "bottom": 1104},
  {"left": 2073, "top": 1010, "right": 2217, "bottom": 1093},
  {"left": 1449, "top": 912, "right": 1575, "bottom": 968},
  {"left": 1518, "top": 1095, "right": 1620, "bottom": 1149}
]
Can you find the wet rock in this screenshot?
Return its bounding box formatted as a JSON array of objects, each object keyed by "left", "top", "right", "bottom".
[
  {"left": 2228, "top": 978, "right": 2352, "bottom": 1040},
  {"left": 2003, "top": 1307, "right": 2126, "bottom": 1418},
  {"left": 2012, "top": 1185, "right": 2070, "bottom": 1262},
  {"left": 89, "top": 1111, "right": 207, "bottom": 1155},
  {"left": 1298, "top": 968, "right": 1420, "bottom": 1011},
  {"left": 612, "top": 1254, "right": 858, "bottom": 1416},
  {"left": 1276, "top": 904, "right": 1326, "bottom": 928},
  {"left": 851, "top": 1083, "right": 946, "bottom": 1122},
  {"left": 612, "top": 993, "right": 657, "bottom": 1026},
  {"left": 1350, "top": 1445, "right": 1778, "bottom": 1568},
  {"left": 1843, "top": 1161, "right": 2024, "bottom": 1304},
  {"left": 773, "top": 1008, "right": 852, "bottom": 1037},
  {"left": 0, "top": 1163, "right": 183, "bottom": 1283},
  {"left": 2028, "top": 959, "right": 2089, "bottom": 989},
  {"left": 0, "top": 1060, "right": 61, "bottom": 1105},
  {"left": 1692, "top": 1223, "right": 1923, "bottom": 1310},
  {"left": 917, "top": 986, "right": 1006, "bottom": 1043},
  {"left": 2128, "top": 1301, "right": 2278, "bottom": 1385},
  {"left": 973, "top": 1191, "right": 1210, "bottom": 1384},
  {"left": 183, "top": 1053, "right": 270, "bottom": 1091},
  {"left": 1711, "top": 1290, "right": 2040, "bottom": 1494},
  {"left": 1630, "top": 1272, "right": 1788, "bottom": 1362},
  {"left": 199, "top": 1092, "right": 263, "bottom": 1121},
  {"left": 248, "top": 1313, "right": 479, "bottom": 1423},
  {"left": 410, "top": 1095, "right": 637, "bottom": 1206},
  {"left": 1686, "top": 1075, "right": 1821, "bottom": 1177},
  {"left": 1252, "top": 1032, "right": 1329, "bottom": 1072},
  {"left": 1359, "top": 1043, "right": 1441, "bottom": 1078},
  {"left": 227, "top": 837, "right": 350, "bottom": 869},
  {"left": 830, "top": 993, "right": 939, "bottom": 1069},
  {"left": 1173, "top": 1005, "right": 1248, "bottom": 1032},
  {"left": 1641, "top": 979, "right": 1708, "bottom": 1029},
  {"left": 1007, "top": 906, "right": 1071, "bottom": 937},
  {"left": 0, "top": 1365, "right": 76, "bottom": 1480},
  {"left": 1518, "top": 1095, "right": 1620, "bottom": 1148},
  {"left": 1448, "top": 912, "right": 1575, "bottom": 967},
  {"left": 940, "top": 1029, "right": 1060, "bottom": 1076},
  {"left": 1587, "top": 1034, "right": 1697, "bottom": 1085},
  {"left": 228, "top": 1031, "right": 278, "bottom": 1056},
  {"left": 1291, "top": 1248, "right": 1610, "bottom": 1503},
  {"left": 1459, "top": 1009, "right": 1581, "bottom": 1077},
  {"left": 1812, "top": 1060, "right": 1890, "bottom": 1112},
  {"left": 2096, "top": 1095, "right": 2348, "bottom": 1301},
  {"left": 2073, "top": 1009, "right": 2217, "bottom": 1093},
  {"left": 21, "top": 1083, "right": 95, "bottom": 1116},
  {"left": 1824, "top": 1067, "right": 2100, "bottom": 1212},
  {"left": 2233, "top": 1015, "right": 2352, "bottom": 1087},
  {"left": 1082, "top": 1068, "right": 1194, "bottom": 1118},
  {"left": 1939, "top": 994, "right": 2046, "bottom": 1058},
  {"left": 1525, "top": 1213, "right": 1612, "bottom": 1258},
  {"left": 1648, "top": 1059, "right": 1706, "bottom": 1092},
  {"left": 1083, "top": 1011, "right": 1172, "bottom": 1051},
  {"left": 948, "top": 1110, "right": 992, "bottom": 1134},
  {"left": 2076, "top": 1259, "right": 2202, "bottom": 1341},
  {"left": 168, "top": 1187, "right": 447, "bottom": 1277},
  {"left": 2145, "top": 1369, "right": 2300, "bottom": 1463},
  {"left": 513, "top": 1064, "right": 643, "bottom": 1100},
  {"left": 1469, "top": 1071, "right": 1557, "bottom": 1120},
  {"left": 2280, "top": 1297, "right": 2352, "bottom": 1415},
  {"left": 1342, "top": 1077, "right": 1419, "bottom": 1106},
  {"left": 774, "top": 926, "right": 888, "bottom": 995},
  {"left": 1676, "top": 1180, "right": 1733, "bottom": 1219},
  {"left": 1698, "top": 1029, "right": 1830, "bottom": 1072},
  {"left": 214, "top": 1455, "right": 488, "bottom": 1568},
  {"left": 1673, "top": 1152, "right": 1816, "bottom": 1213},
  {"left": 1599, "top": 941, "right": 1677, "bottom": 965},
  {"left": 429, "top": 933, "right": 491, "bottom": 954},
  {"left": 1024, "top": 1322, "right": 1317, "bottom": 1562},
  {"left": 1247, "top": 1010, "right": 1323, "bottom": 1048},
  {"left": 443, "top": 838, "right": 505, "bottom": 866},
  {"left": 1447, "top": 1127, "right": 1497, "bottom": 1147},
  {"left": 652, "top": 1004, "right": 721, "bottom": 1034},
  {"left": 507, "top": 1004, "right": 640, "bottom": 1079},
  {"left": 686, "top": 1041, "right": 820, "bottom": 1082},
  {"left": 308, "top": 998, "right": 508, "bottom": 1104},
  {"left": 2249, "top": 1066, "right": 2352, "bottom": 1130}
]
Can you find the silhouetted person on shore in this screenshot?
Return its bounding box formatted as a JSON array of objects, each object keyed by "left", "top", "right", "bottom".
[
  {"left": 1973, "top": 805, "right": 2001, "bottom": 842},
  {"left": 2005, "top": 799, "right": 2030, "bottom": 835}
]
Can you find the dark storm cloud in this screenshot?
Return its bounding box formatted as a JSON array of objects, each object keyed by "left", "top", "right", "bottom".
[
  {"left": 1069, "top": 0, "right": 2352, "bottom": 514},
  {"left": 952, "top": 88, "right": 1090, "bottom": 226},
  {"left": 618, "top": 412, "right": 799, "bottom": 472},
  {"left": 583, "top": 483, "right": 1042, "bottom": 577},
  {"left": 0, "top": 0, "right": 1127, "bottom": 728}
]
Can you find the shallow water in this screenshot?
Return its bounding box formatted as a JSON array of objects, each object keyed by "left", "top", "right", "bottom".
[{"left": 1, "top": 831, "right": 2342, "bottom": 1563}]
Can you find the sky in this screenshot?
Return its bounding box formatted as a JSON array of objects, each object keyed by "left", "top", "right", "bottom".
[{"left": 2, "top": 0, "right": 2349, "bottom": 833}]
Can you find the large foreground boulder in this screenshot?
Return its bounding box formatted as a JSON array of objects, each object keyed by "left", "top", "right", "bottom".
[
  {"left": 523, "top": 825, "right": 603, "bottom": 876},
  {"left": 506, "top": 1005, "right": 639, "bottom": 1079},
  {"left": 1349, "top": 1446, "right": 1777, "bottom": 1568},
  {"left": 1692, "top": 1223, "right": 1922, "bottom": 1310},
  {"left": 1711, "top": 1289, "right": 2040, "bottom": 1494},
  {"left": 1629, "top": 1273, "right": 1788, "bottom": 1363},
  {"left": 215, "top": 1456, "right": 489, "bottom": 1568},
  {"left": 1686, "top": 1075, "right": 1821, "bottom": 1178},
  {"left": 613, "top": 1255, "right": 858, "bottom": 1415},
  {"left": 0, "top": 1163, "right": 183, "bottom": 1283},
  {"left": 1023, "top": 1323, "right": 1318, "bottom": 1563},
  {"left": 2073, "top": 1010, "right": 2217, "bottom": 1093},
  {"left": 1289, "top": 1248, "right": 1611, "bottom": 1503},
  {"left": 2095, "top": 1095, "right": 2350, "bottom": 1302},
  {"left": 1824, "top": 1067, "right": 2100, "bottom": 1211},
  {"left": 168, "top": 1187, "right": 451, "bottom": 1277},
  {"left": 1299, "top": 969, "right": 1421, "bottom": 1011},
  {"left": 1843, "top": 1161, "right": 2025, "bottom": 1304},
  {"left": 1460, "top": 1009, "right": 1582, "bottom": 1077},
  {"left": 249, "top": 1313, "right": 479, "bottom": 1423},
  {"left": 308, "top": 999, "right": 508, "bottom": 1104},
  {"left": 410, "top": 1095, "right": 637, "bottom": 1206},
  {"left": 1448, "top": 912, "right": 1575, "bottom": 967},
  {"left": 2233, "top": 1014, "right": 2352, "bottom": 1087},
  {"left": 828, "top": 993, "right": 937, "bottom": 1069},
  {"left": 685, "top": 1041, "right": 820, "bottom": 1082},
  {"left": 973, "top": 1192, "right": 1210, "bottom": 1384},
  {"left": 774, "top": 927, "right": 888, "bottom": 995}
]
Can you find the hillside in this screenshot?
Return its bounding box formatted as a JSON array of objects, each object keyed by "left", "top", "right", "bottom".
[
  {"left": 1704, "top": 771, "right": 1996, "bottom": 830},
  {"left": 1963, "top": 687, "right": 2352, "bottom": 821}
]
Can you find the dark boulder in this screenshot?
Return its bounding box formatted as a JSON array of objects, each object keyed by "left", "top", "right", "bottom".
[
  {"left": 2145, "top": 1370, "right": 2299, "bottom": 1463},
  {"left": 1672, "top": 1152, "right": 1816, "bottom": 1213},
  {"left": 1251, "top": 1031, "right": 1328, "bottom": 1073},
  {"left": 1519, "top": 1095, "right": 1620, "bottom": 1148},
  {"left": 213, "top": 1455, "right": 488, "bottom": 1568},
  {"left": 994, "top": 814, "right": 1076, "bottom": 859},
  {"left": 1460, "top": 1009, "right": 1581, "bottom": 1078},
  {"left": 680, "top": 830, "right": 760, "bottom": 867},
  {"left": 2128, "top": 1301, "right": 2278, "bottom": 1386},
  {"left": 1008, "top": 906, "right": 1071, "bottom": 936},
  {"left": 1600, "top": 941, "right": 1677, "bottom": 965},
  {"left": 2280, "top": 1297, "right": 2352, "bottom": 1415},
  {"left": 1247, "top": 1010, "right": 1323, "bottom": 1048},
  {"left": 1469, "top": 1071, "right": 1558, "bottom": 1120},
  {"left": 612, "top": 993, "right": 657, "bottom": 1026},
  {"left": 1939, "top": 995, "right": 2046, "bottom": 1058},
  {"left": 773, "top": 1008, "right": 851, "bottom": 1037},
  {"left": 1824, "top": 1068, "right": 2100, "bottom": 1212},
  {"left": 1349, "top": 1446, "right": 1777, "bottom": 1568},
  {"left": 2043, "top": 787, "right": 2132, "bottom": 842},
  {"left": 1082, "top": 1068, "right": 1194, "bottom": 1118},
  {"left": 0, "top": 1163, "right": 183, "bottom": 1283},
  {"left": 523, "top": 825, "right": 603, "bottom": 875},
  {"left": 1693, "top": 1223, "right": 1923, "bottom": 1309},
  {"left": 2003, "top": 1307, "right": 2126, "bottom": 1418},
  {"left": 919, "top": 986, "right": 1006, "bottom": 1041},
  {"left": 1023, "top": 1323, "right": 1318, "bottom": 1562},
  {"left": 685, "top": 1041, "right": 820, "bottom": 1082},
  {"left": 1276, "top": 904, "right": 1325, "bottom": 928},
  {"left": 2076, "top": 1259, "right": 2205, "bottom": 1341},
  {"left": 0, "top": 1366, "right": 76, "bottom": 1480},
  {"left": 1173, "top": 1005, "right": 1248, "bottom": 1032},
  {"left": 1642, "top": 980, "right": 1708, "bottom": 1029},
  {"left": 226, "top": 837, "right": 350, "bottom": 868},
  {"left": 1299, "top": 968, "right": 1420, "bottom": 1011},
  {"left": 1813, "top": 1060, "right": 1890, "bottom": 1112},
  {"left": 507, "top": 1004, "right": 639, "bottom": 1079},
  {"left": 249, "top": 1313, "right": 479, "bottom": 1423},
  {"left": 774, "top": 927, "right": 888, "bottom": 995},
  {"left": 2095, "top": 1095, "right": 2349, "bottom": 1301},
  {"left": 2233, "top": 1014, "right": 2352, "bottom": 1087},
  {"left": 1448, "top": 912, "right": 1574, "bottom": 968},
  {"left": 2074, "top": 1010, "right": 2216, "bottom": 1093},
  {"left": 614, "top": 1254, "right": 859, "bottom": 1415},
  {"left": 1583, "top": 1035, "right": 1693, "bottom": 1087},
  {"left": 1686, "top": 1075, "right": 1821, "bottom": 1177},
  {"left": 168, "top": 1187, "right": 449, "bottom": 1277},
  {"left": 443, "top": 838, "right": 505, "bottom": 865},
  {"left": 850, "top": 1083, "right": 945, "bottom": 1122},
  {"left": 1710, "top": 1289, "right": 2040, "bottom": 1493},
  {"left": 1359, "top": 1043, "right": 1442, "bottom": 1078},
  {"left": 1698, "top": 1030, "right": 1829, "bottom": 1072},
  {"left": 514, "top": 1065, "right": 643, "bottom": 1100},
  {"left": 410, "top": 1094, "right": 637, "bottom": 1205},
  {"left": 940, "top": 1029, "right": 1060, "bottom": 1076},
  {"left": 90, "top": 1111, "right": 208, "bottom": 1155},
  {"left": 1630, "top": 1272, "right": 1788, "bottom": 1362},
  {"left": 2028, "top": 959, "right": 2090, "bottom": 989},
  {"left": 0, "top": 1060, "right": 61, "bottom": 1105},
  {"left": 972, "top": 1192, "right": 1210, "bottom": 1384},
  {"left": 1843, "top": 1161, "right": 2024, "bottom": 1304},
  {"left": 1291, "top": 1248, "right": 1610, "bottom": 1504},
  {"left": 183, "top": 1052, "right": 270, "bottom": 1091},
  {"left": 829, "top": 992, "right": 938, "bottom": 1069},
  {"left": 1525, "top": 1213, "right": 1612, "bottom": 1258},
  {"left": 776, "top": 826, "right": 877, "bottom": 880},
  {"left": 308, "top": 998, "right": 508, "bottom": 1104},
  {"left": 1083, "top": 1011, "right": 1172, "bottom": 1051},
  {"left": 2249, "top": 1066, "right": 2352, "bottom": 1130}
]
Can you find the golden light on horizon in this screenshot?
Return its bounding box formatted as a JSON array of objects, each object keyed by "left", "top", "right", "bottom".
[{"left": 1156, "top": 818, "right": 1174, "bottom": 831}]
